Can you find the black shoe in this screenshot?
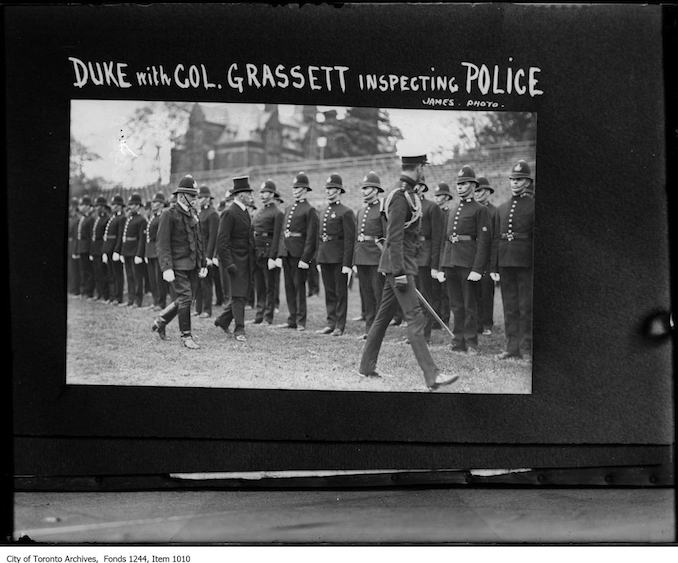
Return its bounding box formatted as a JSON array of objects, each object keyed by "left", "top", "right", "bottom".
[
  {"left": 451, "top": 345, "right": 467, "bottom": 352},
  {"left": 152, "top": 319, "right": 166, "bottom": 340},
  {"left": 276, "top": 323, "right": 297, "bottom": 329},
  {"left": 214, "top": 318, "right": 231, "bottom": 334},
  {"left": 497, "top": 351, "right": 522, "bottom": 360},
  {"left": 359, "top": 370, "right": 381, "bottom": 378}
]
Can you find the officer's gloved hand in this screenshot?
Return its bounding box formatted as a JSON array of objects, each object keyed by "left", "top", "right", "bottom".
[
  {"left": 394, "top": 274, "right": 408, "bottom": 292},
  {"left": 144, "top": 257, "right": 148, "bottom": 264},
  {"left": 490, "top": 272, "right": 500, "bottom": 282},
  {"left": 206, "top": 258, "right": 213, "bottom": 267},
  {"left": 163, "top": 269, "right": 175, "bottom": 283},
  {"left": 102, "top": 254, "right": 108, "bottom": 264},
  {"left": 198, "top": 267, "right": 208, "bottom": 279},
  {"left": 134, "top": 256, "right": 143, "bottom": 265},
  {"left": 352, "top": 265, "right": 358, "bottom": 274},
  {"left": 467, "top": 271, "right": 482, "bottom": 282},
  {"left": 275, "top": 258, "right": 283, "bottom": 269},
  {"left": 267, "top": 258, "right": 277, "bottom": 270},
  {"left": 436, "top": 271, "right": 446, "bottom": 283},
  {"left": 298, "top": 260, "right": 310, "bottom": 270},
  {"left": 72, "top": 254, "right": 79, "bottom": 260},
  {"left": 430, "top": 268, "right": 439, "bottom": 279},
  {"left": 112, "top": 252, "right": 120, "bottom": 262},
  {"left": 341, "top": 266, "right": 352, "bottom": 275},
  {"left": 89, "top": 255, "right": 94, "bottom": 261},
  {"left": 212, "top": 257, "right": 219, "bottom": 267}
]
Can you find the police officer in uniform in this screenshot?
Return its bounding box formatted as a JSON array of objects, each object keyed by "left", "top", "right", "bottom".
[
  {"left": 439, "top": 166, "right": 491, "bottom": 354},
  {"left": 251, "top": 179, "right": 284, "bottom": 325},
  {"left": 490, "top": 160, "right": 535, "bottom": 359},
  {"left": 194, "top": 185, "right": 219, "bottom": 318},
  {"left": 353, "top": 171, "right": 386, "bottom": 340},
  {"left": 145, "top": 192, "right": 168, "bottom": 311},
  {"left": 152, "top": 175, "right": 208, "bottom": 349},
  {"left": 214, "top": 176, "right": 257, "bottom": 342},
  {"left": 358, "top": 154, "right": 458, "bottom": 391},
  {"left": 89, "top": 196, "right": 110, "bottom": 301},
  {"left": 118, "top": 193, "right": 148, "bottom": 308},
  {"left": 315, "top": 174, "right": 356, "bottom": 336},
  {"left": 102, "top": 194, "right": 126, "bottom": 304},
  {"left": 275, "top": 172, "right": 319, "bottom": 331},
  {"left": 431, "top": 182, "right": 454, "bottom": 327},
  {"left": 474, "top": 176, "right": 498, "bottom": 335},
  {"left": 68, "top": 197, "right": 81, "bottom": 296},
  {"left": 74, "top": 196, "right": 96, "bottom": 299}
]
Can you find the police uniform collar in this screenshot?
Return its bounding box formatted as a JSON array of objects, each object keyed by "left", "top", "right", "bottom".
[
  {"left": 463, "top": 196, "right": 474, "bottom": 202},
  {"left": 399, "top": 175, "right": 418, "bottom": 189}
]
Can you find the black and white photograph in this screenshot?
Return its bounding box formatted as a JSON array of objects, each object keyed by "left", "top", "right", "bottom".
[{"left": 67, "top": 100, "right": 536, "bottom": 393}]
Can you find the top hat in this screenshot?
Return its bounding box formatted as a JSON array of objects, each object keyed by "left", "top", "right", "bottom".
[
  {"left": 434, "top": 182, "right": 453, "bottom": 198},
  {"left": 94, "top": 196, "right": 108, "bottom": 207},
  {"left": 324, "top": 173, "right": 345, "bottom": 193},
  {"left": 509, "top": 160, "right": 533, "bottom": 180},
  {"left": 475, "top": 176, "right": 495, "bottom": 194},
  {"left": 456, "top": 165, "right": 478, "bottom": 184},
  {"left": 292, "top": 171, "right": 311, "bottom": 191},
  {"left": 231, "top": 176, "right": 253, "bottom": 194},
  {"left": 111, "top": 194, "right": 125, "bottom": 207},
  {"left": 260, "top": 179, "right": 277, "bottom": 194},
  {"left": 127, "top": 193, "right": 143, "bottom": 206},
  {"left": 79, "top": 195, "right": 92, "bottom": 206},
  {"left": 152, "top": 192, "right": 166, "bottom": 203},
  {"left": 360, "top": 171, "right": 383, "bottom": 192},
  {"left": 173, "top": 174, "right": 199, "bottom": 196}
]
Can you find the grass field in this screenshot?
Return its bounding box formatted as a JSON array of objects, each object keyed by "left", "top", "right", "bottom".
[{"left": 67, "top": 279, "right": 531, "bottom": 394}]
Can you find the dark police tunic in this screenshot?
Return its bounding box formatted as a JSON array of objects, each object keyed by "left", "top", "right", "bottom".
[
  {"left": 145, "top": 210, "right": 168, "bottom": 308},
  {"left": 439, "top": 195, "right": 491, "bottom": 350},
  {"left": 415, "top": 197, "right": 443, "bottom": 339},
  {"left": 359, "top": 176, "right": 441, "bottom": 387},
  {"left": 102, "top": 210, "right": 126, "bottom": 303},
  {"left": 317, "top": 201, "right": 356, "bottom": 332},
  {"left": 476, "top": 201, "right": 498, "bottom": 333},
  {"left": 90, "top": 210, "right": 110, "bottom": 300},
  {"left": 195, "top": 204, "right": 219, "bottom": 315},
  {"left": 491, "top": 192, "right": 535, "bottom": 357},
  {"left": 75, "top": 211, "right": 95, "bottom": 297},
  {"left": 252, "top": 201, "right": 284, "bottom": 323},
  {"left": 118, "top": 210, "right": 148, "bottom": 306}
]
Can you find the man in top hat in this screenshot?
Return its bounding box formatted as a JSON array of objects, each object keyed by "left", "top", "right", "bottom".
[
  {"left": 274, "top": 172, "right": 319, "bottom": 331},
  {"left": 414, "top": 179, "right": 444, "bottom": 344},
  {"left": 89, "top": 196, "right": 111, "bottom": 301},
  {"left": 74, "top": 195, "right": 96, "bottom": 299},
  {"left": 251, "top": 179, "right": 284, "bottom": 325},
  {"left": 116, "top": 193, "right": 148, "bottom": 308},
  {"left": 474, "top": 176, "right": 499, "bottom": 335},
  {"left": 102, "top": 194, "right": 127, "bottom": 304},
  {"left": 214, "top": 176, "right": 256, "bottom": 342},
  {"left": 145, "top": 191, "right": 169, "bottom": 311},
  {"left": 439, "top": 165, "right": 491, "bottom": 355},
  {"left": 153, "top": 175, "right": 208, "bottom": 349},
  {"left": 490, "top": 160, "right": 535, "bottom": 360},
  {"left": 358, "top": 153, "right": 458, "bottom": 391},
  {"left": 353, "top": 171, "right": 387, "bottom": 340},
  {"left": 431, "top": 182, "right": 454, "bottom": 327},
  {"left": 68, "top": 197, "right": 81, "bottom": 296},
  {"left": 315, "top": 173, "right": 356, "bottom": 337},
  {"left": 193, "top": 185, "right": 219, "bottom": 318}
]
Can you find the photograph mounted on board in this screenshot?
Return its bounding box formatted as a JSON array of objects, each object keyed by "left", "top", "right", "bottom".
[{"left": 67, "top": 99, "right": 536, "bottom": 394}]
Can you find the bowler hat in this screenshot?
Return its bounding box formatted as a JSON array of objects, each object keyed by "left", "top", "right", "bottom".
[
  {"left": 127, "top": 193, "right": 143, "bottom": 206},
  {"left": 456, "top": 165, "right": 478, "bottom": 184},
  {"left": 260, "top": 179, "right": 277, "bottom": 194},
  {"left": 198, "top": 185, "right": 213, "bottom": 198},
  {"left": 292, "top": 172, "right": 311, "bottom": 190},
  {"left": 231, "top": 176, "right": 253, "bottom": 194},
  {"left": 475, "top": 176, "right": 495, "bottom": 194},
  {"left": 79, "top": 195, "right": 92, "bottom": 206},
  {"left": 94, "top": 196, "right": 108, "bottom": 207},
  {"left": 509, "top": 160, "right": 533, "bottom": 180},
  {"left": 434, "top": 182, "right": 453, "bottom": 198},
  {"left": 173, "top": 174, "right": 199, "bottom": 196},
  {"left": 152, "top": 192, "right": 166, "bottom": 203},
  {"left": 111, "top": 194, "right": 125, "bottom": 207},
  {"left": 360, "top": 171, "right": 383, "bottom": 192},
  {"left": 324, "top": 173, "right": 345, "bottom": 193}
]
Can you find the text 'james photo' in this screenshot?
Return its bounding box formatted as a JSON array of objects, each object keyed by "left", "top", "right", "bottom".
[{"left": 67, "top": 100, "right": 536, "bottom": 394}]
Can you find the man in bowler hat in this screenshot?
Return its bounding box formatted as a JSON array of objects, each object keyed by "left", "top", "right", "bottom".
[
  {"left": 358, "top": 153, "right": 459, "bottom": 391},
  {"left": 152, "top": 175, "right": 208, "bottom": 349},
  {"left": 214, "top": 176, "right": 256, "bottom": 342}
]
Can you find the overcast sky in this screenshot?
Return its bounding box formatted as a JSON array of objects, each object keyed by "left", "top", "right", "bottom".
[{"left": 71, "top": 100, "right": 486, "bottom": 187}]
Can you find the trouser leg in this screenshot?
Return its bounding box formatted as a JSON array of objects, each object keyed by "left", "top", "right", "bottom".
[
  {"left": 213, "top": 265, "right": 223, "bottom": 306},
  {"left": 334, "top": 264, "right": 349, "bottom": 331},
  {"left": 253, "top": 257, "right": 266, "bottom": 322},
  {"left": 359, "top": 278, "right": 397, "bottom": 375},
  {"left": 172, "top": 269, "right": 196, "bottom": 336},
  {"left": 232, "top": 297, "right": 246, "bottom": 334},
  {"left": 416, "top": 266, "right": 434, "bottom": 340},
  {"left": 517, "top": 266, "right": 533, "bottom": 354},
  {"left": 80, "top": 253, "right": 94, "bottom": 297},
  {"left": 357, "top": 266, "right": 377, "bottom": 332},
  {"left": 321, "top": 264, "right": 337, "bottom": 330},
  {"left": 499, "top": 267, "right": 521, "bottom": 356},
  {"left": 446, "top": 267, "right": 466, "bottom": 348},
  {"left": 264, "top": 266, "right": 276, "bottom": 323},
  {"left": 147, "top": 258, "right": 159, "bottom": 306},
  {"left": 133, "top": 261, "right": 146, "bottom": 306},
  {"left": 282, "top": 257, "right": 297, "bottom": 326}
]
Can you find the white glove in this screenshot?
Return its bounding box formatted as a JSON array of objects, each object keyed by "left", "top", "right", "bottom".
[
  {"left": 134, "top": 256, "right": 143, "bottom": 265},
  {"left": 274, "top": 258, "right": 283, "bottom": 269},
  {"left": 430, "top": 268, "right": 439, "bottom": 279},
  {"left": 198, "top": 267, "right": 208, "bottom": 279},
  {"left": 212, "top": 257, "right": 219, "bottom": 267},
  {"left": 467, "top": 271, "right": 482, "bottom": 282},
  {"left": 316, "top": 264, "right": 322, "bottom": 273},
  {"left": 341, "top": 266, "right": 352, "bottom": 275},
  {"left": 490, "top": 272, "right": 500, "bottom": 282},
  {"left": 163, "top": 269, "right": 175, "bottom": 283},
  {"left": 89, "top": 255, "right": 94, "bottom": 261},
  {"left": 102, "top": 254, "right": 108, "bottom": 264},
  {"left": 144, "top": 257, "right": 148, "bottom": 264},
  {"left": 206, "top": 258, "right": 213, "bottom": 267},
  {"left": 298, "top": 260, "right": 309, "bottom": 270},
  {"left": 352, "top": 265, "right": 358, "bottom": 274},
  {"left": 267, "top": 258, "right": 277, "bottom": 270},
  {"left": 112, "top": 252, "right": 120, "bottom": 262},
  {"left": 436, "top": 271, "right": 446, "bottom": 283},
  {"left": 72, "top": 254, "right": 79, "bottom": 260}
]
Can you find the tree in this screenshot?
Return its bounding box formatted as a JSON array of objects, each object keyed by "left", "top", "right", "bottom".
[
  {"left": 457, "top": 112, "right": 536, "bottom": 148},
  {"left": 70, "top": 134, "right": 101, "bottom": 195},
  {"left": 321, "top": 107, "right": 402, "bottom": 159}
]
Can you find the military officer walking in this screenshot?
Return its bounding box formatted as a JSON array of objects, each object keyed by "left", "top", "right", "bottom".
[
  {"left": 74, "top": 195, "right": 96, "bottom": 299},
  {"left": 145, "top": 191, "right": 169, "bottom": 310},
  {"left": 474, "top": 176, "right": 499, "bottom": 335},
  {"left": 152, "top": 175, "right": 208, "bottom": 349},
  {"left": 89, "top": 196, "right": 110, "bottom": 301},
  {"left": 431, "top": 182, "right": 454, "bottom": 327},
  {"left": 490, "top": 160, "right": 535, "bottom": 359},
  {"left": 439, "top": 165, "right": 491, "bottom": 354},
  {"left": 118, "top": 193, "right": 148, "bottom": 308},
  {"left": 194, "top": 185, "right": 219, "bottom": 318},
  {"left": 315, "top": 174, "right": 356, "bottom": 336},
  {"left": 275, "top": 172, "right": 319, "bottom": 331},
  {"left": 102, "top": 194, "right": 126, "bottom": 304},
  {"left": 252, "top": 179, "right": 284, "bottom": 325},
  {"left": 353, "top": 171, "right": 386, "bottom": 340},
  {"left": 358, "top": 153, "right": 458, "bottom": 391},
  {"left": 214, "top": 176, "right": 257, "bottom": 342}
]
